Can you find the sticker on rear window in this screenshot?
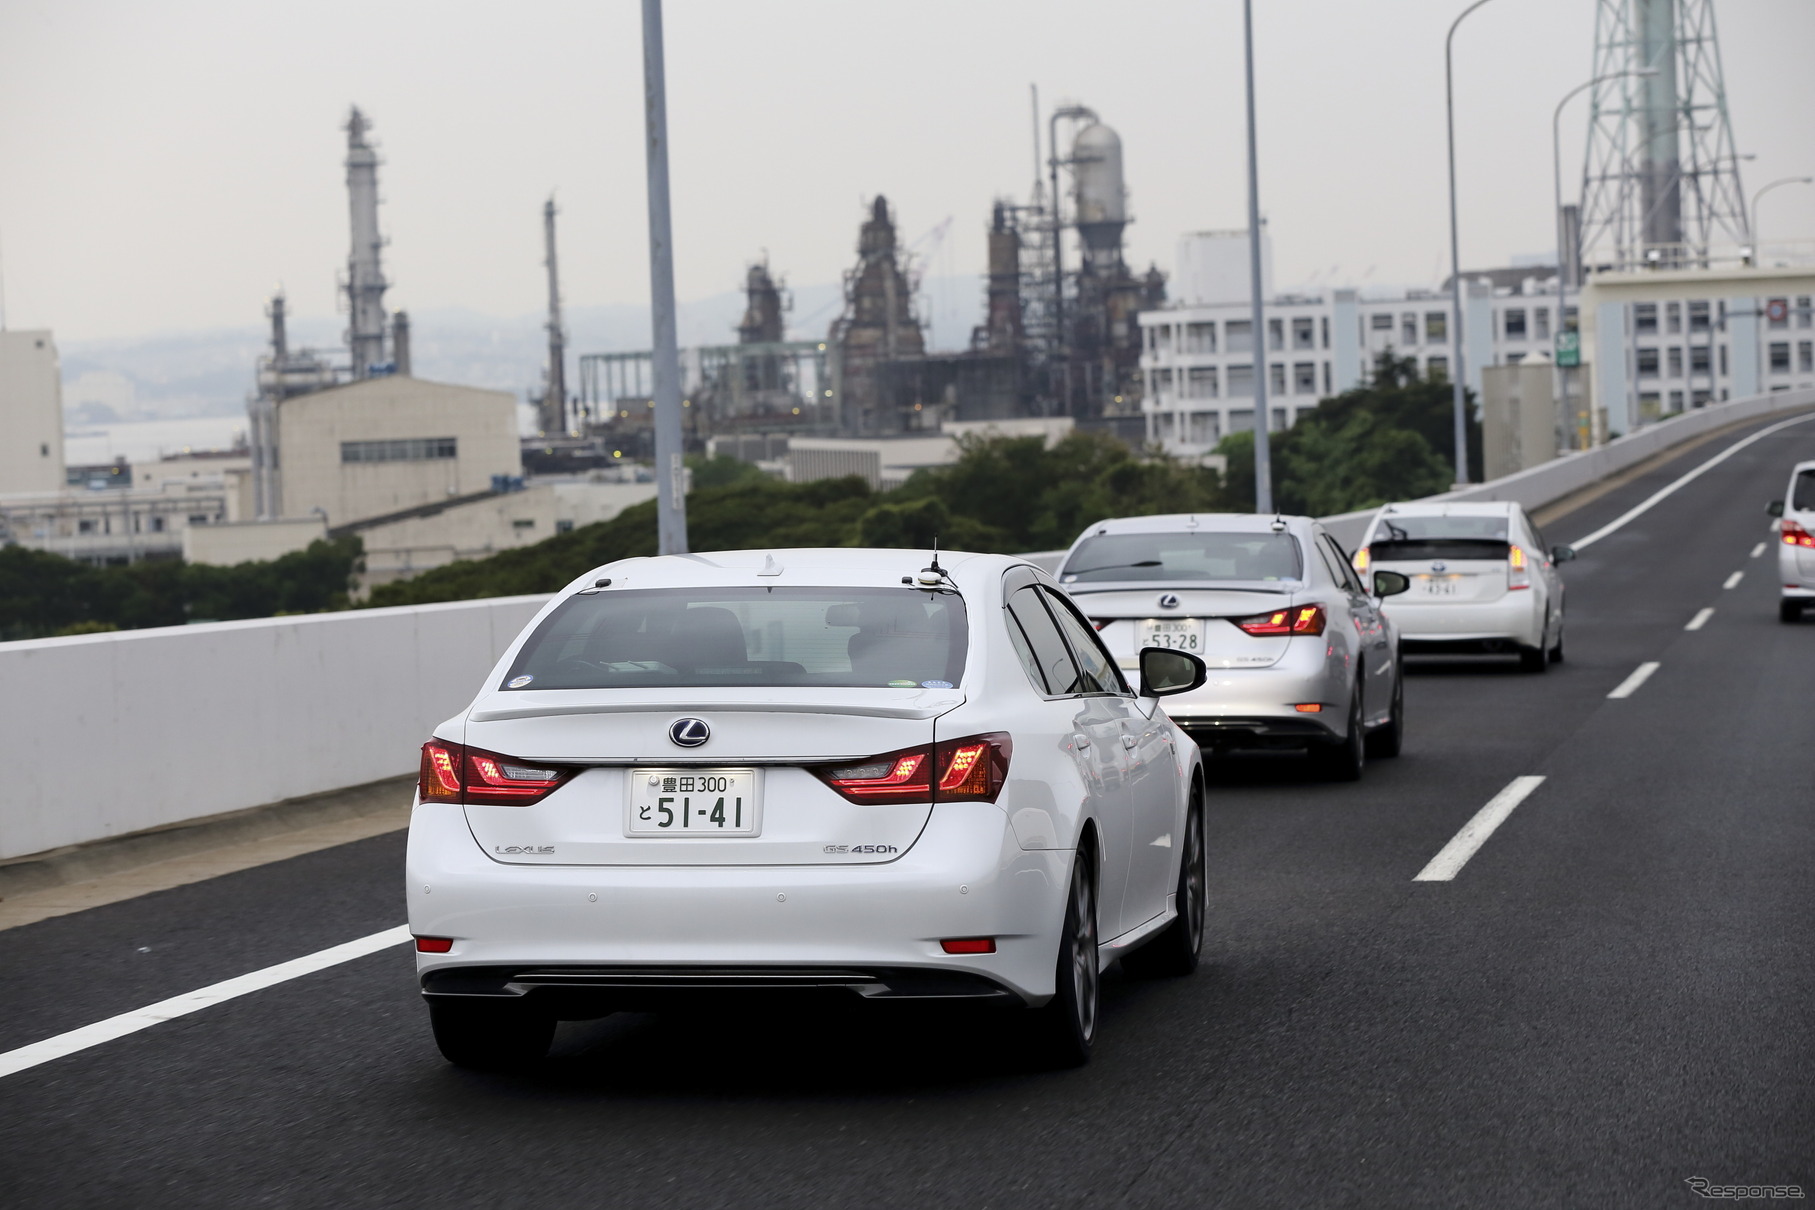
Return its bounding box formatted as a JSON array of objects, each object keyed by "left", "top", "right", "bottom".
[
  {"left": 507, "top": 674, "right": 535, "bottom": 688},
  {"left": 921, "top": 679, "right": 953, "bottom": 689}
]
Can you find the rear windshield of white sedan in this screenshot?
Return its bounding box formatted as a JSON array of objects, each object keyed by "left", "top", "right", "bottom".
[
  {"left": 1060, "top": 532, "right": 1303, "bottom": 583},
  {"left": 500, "top": 587, "right": 968, "bottom": 690},
  {"left": 1370, "top": 514, "right": 1510, "bottom": 561}
]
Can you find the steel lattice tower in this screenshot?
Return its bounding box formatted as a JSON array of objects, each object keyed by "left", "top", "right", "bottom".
[{"left": 1577, "top": 0, "right": 1749, "bottom": 270}]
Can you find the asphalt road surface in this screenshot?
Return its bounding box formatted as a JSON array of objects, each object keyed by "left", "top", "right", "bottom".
[{"left": 3, "top": 414, "right": 1811, "bottom": 1208}]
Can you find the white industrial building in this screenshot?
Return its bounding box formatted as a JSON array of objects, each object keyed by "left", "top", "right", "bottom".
[
  {"left": 1139, "top": 231, "right": 1815, "bottom": 459},
  {"left": 0, "top": 331, "right": 67, "bottom": 495}
]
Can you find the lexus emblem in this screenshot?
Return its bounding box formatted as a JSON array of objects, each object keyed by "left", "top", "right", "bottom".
[
  {"left": 1430, "top": 561, "right": 1448, "bottom": 573},
  {"left": 668, "top": 717, "right": 710, "bottom": 748},
  {"left": 1157, "top": 593, "right": 1181, "bottom": 610}
]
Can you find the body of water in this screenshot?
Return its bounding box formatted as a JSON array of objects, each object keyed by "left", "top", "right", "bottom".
[{"left": 63, "top": 416, "right": 249, "bottom": 467}]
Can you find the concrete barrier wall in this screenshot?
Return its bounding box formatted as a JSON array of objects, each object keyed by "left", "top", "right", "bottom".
[{"left": 0, "top": 595, "right": 547, "bottom": 860}]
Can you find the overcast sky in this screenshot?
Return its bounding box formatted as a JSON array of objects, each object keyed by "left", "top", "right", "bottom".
[{"left": 3, "top": 0, "right": 1811, "bottom": 344}]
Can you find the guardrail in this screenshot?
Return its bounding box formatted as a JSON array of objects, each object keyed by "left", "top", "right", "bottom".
[{"left": 3, "top": 385, "right": 1810, "bottom": 863}]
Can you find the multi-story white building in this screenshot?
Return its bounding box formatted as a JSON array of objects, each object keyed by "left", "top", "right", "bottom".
[{"left": 1139, "top": 232, "right": 1815, "bottom": 458}]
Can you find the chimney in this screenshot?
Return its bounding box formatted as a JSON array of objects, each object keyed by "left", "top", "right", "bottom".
[{"left": 391, "top": 311, "right": 411, "bottom": 377}]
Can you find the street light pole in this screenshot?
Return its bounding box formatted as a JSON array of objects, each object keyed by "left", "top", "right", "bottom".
[
  {"left": 1444, "top": 0, "right": 1498, "bottom": 486},
  {"left": 1751, "top": 176, "right": 1815, "bottom": 253},
  {"left": 1242, "top": 0, "right": 1272, "bottom": 513},
  {"left": 640, "top": 0, "right": 688, "bottom": 555},
  {"left": 1553, "top": 68, "right": 1657, "bottom": 450}
]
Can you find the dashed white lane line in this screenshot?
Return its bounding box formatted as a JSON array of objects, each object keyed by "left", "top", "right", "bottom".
[
  {"left": 1686, "top": 607, "right": 1715, "bottom": 631},
  {"left": 1723, "top": 571, "right": 1744, "bottom": 590},
  {"left": 1569, "top": 411, "right": 1815, "bottom": 552},
  {"left": 0, "top": 924, "right": 411, "bottom": 1081},
  {"left": 1414, "top": 776, "right": 1547, "bottom": 882},
  {"left": 1608, "top": 661, "right": 1661, "bottom": 699},
  {"left": 1751, "top": 542, "right": 1767, "bottom": 559}
]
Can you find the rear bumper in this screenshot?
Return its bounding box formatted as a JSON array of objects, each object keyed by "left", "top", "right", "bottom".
[
  {"left": 1384, "top": 595, "right": 1544, "bottom": 647},
  {"left": 1779, "top": 546, "right": 1815, "bottom": 593},
  {"left": 1169, "top": 715, "right": 1339, "bottom": 751},
  {"left": 405, "top": 800, "right": 1070, "bottom": 1007},
  {"left": 1157, "top": 641, "right": 1349, "bottom": 749}
]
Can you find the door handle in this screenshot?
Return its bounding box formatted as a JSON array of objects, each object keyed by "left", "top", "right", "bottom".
[{"left": 1072, "top": 733, "right": 1091, "bottom": 750}]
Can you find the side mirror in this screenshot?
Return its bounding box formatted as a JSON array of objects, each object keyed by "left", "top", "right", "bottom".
[
  {"left": 1139, "top": 647, "right": 1207, "bottom": 698},
  {"left": 1767, "top": 500, "right": 1784, "bottom": 519},
  {"left": 1551, "top": 545, "right": 1577, "bottom": 563},
  {"left": 1372, "top": 570, "right": 1411, "bottom": 598}
]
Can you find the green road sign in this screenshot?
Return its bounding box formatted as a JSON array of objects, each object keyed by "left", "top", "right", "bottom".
[{"left": 1556, "top": 329, "right": 1581, "bottom": 368}]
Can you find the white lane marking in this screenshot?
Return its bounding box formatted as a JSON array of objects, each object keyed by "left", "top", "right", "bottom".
[
  {"left": 1751, "top": 542, "right": 1767, "bottom": 559},
  {"left": 1723, "top": 571, "right": 1744, "bottom": 590},
  {"left": 1414, "top": 776, "right": 1547, "bottom": 882},
  {"left": 1686, "top": 607, "right": 1714, "bottom": 631},
  {"left": 1607, "top": 661, "right": 1661, "bottom": 699},
  {"left": 0, "top": 924, "right": 411, "bottom": 1081},
  {"left": 1570, "top": 412, "right": 1815, "bottom": 551}
]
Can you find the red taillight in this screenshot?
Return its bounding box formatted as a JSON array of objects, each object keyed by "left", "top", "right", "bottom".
[
  {"left": 415, "top": 937, "right": 453, "bottom": 953},
  {"left": 940, "top": 938, "right": 996, "bottom": 955},
  {"left": 1092, "top": 618, "right": 1110, "bottom": 631},
  {"left": 1234, "top": 604, "right": 1326, "bottom": 637},
  {"left": 816, "top": 732, "right": 1012, "bottom": 804},
  {"left": 417, "top": 739, "right": 574, "bottom": 806},
  {"left": 1508, "top": 544, "right": 1532, "bottom": 590},
  {"left": 1783, "top": 519, "right": 1815, "bottom": 548}
]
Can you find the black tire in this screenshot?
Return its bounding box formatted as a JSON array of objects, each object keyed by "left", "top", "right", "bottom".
[
  {"left": 1781, "top": 599, "right": 1804, "bottom": 624},
  {"left": 1122, "top": 793, "right": 1205, "bottom": 979},
  {"left": 1309, "top": 687, "right": 1365, "bottom": 781},
  {"left": 1550, "top": 625, "right": 1565, "bottom": 663},
  {"left": 427, "top": 997, "right": 555, "bottom": 1071},
  {"left": 1365, "top": 672, "right": 1404, "bottom": 760},
  {"left": 1031, "top": 850, "right": 1100, "bottom": 1067}
]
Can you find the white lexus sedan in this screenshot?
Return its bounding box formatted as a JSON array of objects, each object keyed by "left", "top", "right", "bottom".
[
  {"left": 408, "top": 548, "right": 1208, "bottom": 1070},
  {"left": 1767, "top": 459, "right": 1815, "bottom": 622}
]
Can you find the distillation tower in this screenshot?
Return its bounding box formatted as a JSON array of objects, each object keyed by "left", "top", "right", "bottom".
[{"left": 344, "top": 107, "right": 390, "bottom": 376}]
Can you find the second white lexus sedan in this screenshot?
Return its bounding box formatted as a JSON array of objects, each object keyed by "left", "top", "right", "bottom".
[{"left": 408, "top": 548, "right": 1208, "bottom": 1070}]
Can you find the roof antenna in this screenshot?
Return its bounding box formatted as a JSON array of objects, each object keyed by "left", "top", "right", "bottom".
[
  {"left": 1270, "top": 514, "right": 1288, "bottom": 533},
  {"left": 916, "top": 536, "right": 949, "bottom": 589}
]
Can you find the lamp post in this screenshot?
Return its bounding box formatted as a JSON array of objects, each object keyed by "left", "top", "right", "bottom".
[
  {"left": 1553, "top": 68, "right": 1657, "bottom": 450},
  {"left": 640, "top": 0, "right": 688, "bottom": 554},
  {"left": 1751, "top": 176, "right": 1814, "bottom": 253},
  {"left": 1444, "top": 0, "right": 1499, "bottom": 486},
  {"left": 1242, "top": 0, "right": 1272, "bottom": 513}
]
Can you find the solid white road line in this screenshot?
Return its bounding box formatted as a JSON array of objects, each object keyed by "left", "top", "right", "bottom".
[
  {"left": 1723, "top": 571, "right": 1744, "bottom": 590},
  {"left": 1414, "top": 776, "right": 1547, "bottom": 882},
  {"left": 1608, "top": 661, "right": 1661, "bottom": 699},
  {"left": 1686, "top": 607, "right": 1715, "bottom": 631},
  {"left": 0, "top": 924, "right": 411, "bottom": 1081},
  {"left": 1751, "top": 542, "right": 1767, "bottom": 559},
  {"left": 1569, "top": 412, "right": 1815, "bottom": 552}
]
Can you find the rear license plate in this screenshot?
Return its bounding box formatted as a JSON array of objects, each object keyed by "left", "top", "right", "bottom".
[
  {"left": 626, "top": 768, "right": 761, "bottom": 836},
  {"left": 1416, "top": 575, "right": 1462, "bottom": 596},
  {"left": 1138, "top": 617, "right": 1205, "bottom": 653}
]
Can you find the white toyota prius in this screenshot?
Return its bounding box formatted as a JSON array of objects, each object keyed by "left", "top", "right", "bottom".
[{"left": 407, "top": 548, "right": 1209, "bottom": 1069}]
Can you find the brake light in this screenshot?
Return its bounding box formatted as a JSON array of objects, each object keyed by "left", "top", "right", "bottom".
[
  {"left": 1783, "top": 519, "right": 1815, "bottom": 548},
  {"left": 1234, "top": 605, "right": 1326, "bottom": 637},
  {"left": 1353, "top": 546, "right": 1370, "bottom": 574},
  {"left": 417, "top": 739, "right": 574, "bottom": 806},
  {"left": 1508, "top": 544, "right": 1532, "bottom": 590},
  {"left": 816, "top": 733, "right": 1012, "bottom": 804},
  {"left": 1092, "top": 618, "right": 1110, "bottom": 631}
]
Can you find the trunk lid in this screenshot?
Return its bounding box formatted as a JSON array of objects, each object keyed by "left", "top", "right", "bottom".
[
  {"left": 460, "top": 687, "right": 960, "bottom": 866},
  {"left": 1068, "top": 585, "right": 1299, "bottom": 671}
]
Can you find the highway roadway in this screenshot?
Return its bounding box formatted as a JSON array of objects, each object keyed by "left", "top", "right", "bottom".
[{"left": 2, "top": 413, "right": 1811, "bottom": 1208}]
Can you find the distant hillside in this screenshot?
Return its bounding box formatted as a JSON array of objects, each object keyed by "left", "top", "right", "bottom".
[{"left": 59, "top": 275, "right": 985, "bottom": 422}]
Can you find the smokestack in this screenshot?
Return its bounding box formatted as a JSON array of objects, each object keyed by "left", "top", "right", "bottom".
[
  {"left": 391, "top": 311, "right": 411, "bottom": 377},
  {"left": 344, "top": 106, "right": 389, "bottom": 378},
  {"left": 540, "top": 196, "right": 567, "bottom": 435}
]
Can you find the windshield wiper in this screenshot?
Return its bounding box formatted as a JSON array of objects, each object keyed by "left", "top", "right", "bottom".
[{"left": 1064, "top": 560, "right": 1163, "bottom": 576}]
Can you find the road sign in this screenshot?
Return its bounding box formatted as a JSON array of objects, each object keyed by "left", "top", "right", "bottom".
[
  {"left": 1766, "top": 298, "right": 1789, "bottom": 324},
  {"left": 1556, "top": 329, "right": 1581, "bottom": 368}
]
